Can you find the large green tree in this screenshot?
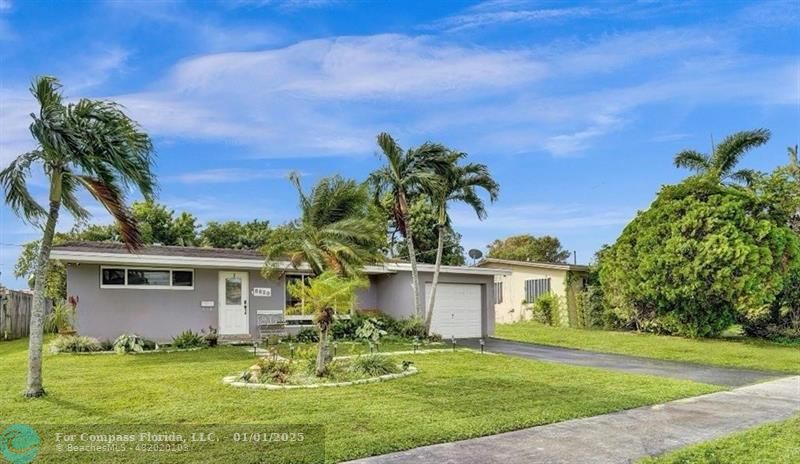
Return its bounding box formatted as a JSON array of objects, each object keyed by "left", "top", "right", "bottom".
[
  {"left": 0, "top": 77, "right": 155, "bottom": 397},
  {"left": 131, "top": 199, "right": 198, "bottom": 245},
  {"left": 262, "top": 173, "right": 384, "bottom": 278},
  {"left": 395, "top": 200, "right": 465, "bottom": 266},
  {"left": 673, "top": 129, "right": 770, "bottom": 185},
  {"left": 368, "top": 133, "right": 448, "bottom": 318},
  {"left": 200, "top": 220, "right": 271, "bottom": 249},
  {"left": 599, "top": 177, "right": 799, "bottom": 337},
  {"left": 487, "top": 234, "right": 571, "bottom": 263},
  {"left": 425, "top": 151, "right": 498, "bottom": 334}
]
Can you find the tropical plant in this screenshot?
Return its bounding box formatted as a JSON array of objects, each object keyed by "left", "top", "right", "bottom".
[
  {"left": 44, "top": 299, "right": 77, "bottom": 333},
  {"left": 202, "top": 326, "right": 218, "bottom": 347},
  {"left": 349, "top": 354, "right": 400, "bottom": 377},
  {"left": 368, "top": 132, "right": 449, "bottom": 318},
  {"left": 171, "top": 330, "right": 206, "bottom": 349},
  {"left": 262, "top": 173, "right": 384, "bottom": 279},
  {"left": 48, "top": 335, "right": 102, "bottom": 353},
  {"left": 295, "top": 328, "right": 319, "bottom": 343},
  {"left": 487, "top": 235, "right": 571, "bottom": 263},
  {"left": 673, "top": 129, "right": 770, "bottom": 185},
  {"left": 0, "top": 77, "right": 155, "bottom": 397},
  {"left": 355, "top": 318, "right": 387, "bottom": 345},
  {"left": 113, "top": 333, "right": 156, "bottom": 354},
  {"left": 287, "top": 272, "right": 368, "bottom": 376},
  {"left": 425, "top": 151, "right": 498, "bottom": 334}
]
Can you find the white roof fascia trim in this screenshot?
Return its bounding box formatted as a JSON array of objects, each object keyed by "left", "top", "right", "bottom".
[{"left": 49, "top": 250, "right": 508, "bottom": 275}]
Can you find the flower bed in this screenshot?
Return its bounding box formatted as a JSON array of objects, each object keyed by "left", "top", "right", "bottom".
[{"left": 226, "top": 354, "right": 418, "bottom": 390}]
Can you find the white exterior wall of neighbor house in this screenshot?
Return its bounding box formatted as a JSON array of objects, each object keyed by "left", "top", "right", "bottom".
[{"left": 477, "top": 259, "right": 588, "bottom": 325}]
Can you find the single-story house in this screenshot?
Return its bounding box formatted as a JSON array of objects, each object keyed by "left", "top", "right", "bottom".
[
  {"left": 50, "top": 242, "right": 509, "bottom": 342},
  {"left": 475, "top": 258, "right": 589, "bottom": 326}
]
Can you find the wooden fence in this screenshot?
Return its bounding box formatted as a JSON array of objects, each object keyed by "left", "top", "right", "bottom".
[{"left": 0, "top": 289, "right": 52, "bottom": 341}]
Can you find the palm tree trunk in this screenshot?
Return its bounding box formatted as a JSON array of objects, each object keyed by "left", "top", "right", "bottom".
[
  {"left": 315, "top": 325, "right": 330, "bottom": 377},
  {"left": 424, "top": 221, "right": 446, "bottom": 335},
  {"left": 26, "top": 175, "right": 62, "bottom": 397},
  {"left": 399, "top": 192, "right": 422, "bottom": 319}
]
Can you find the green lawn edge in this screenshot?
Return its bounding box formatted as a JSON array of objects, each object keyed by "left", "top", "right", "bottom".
[{"left": 495, "top": 322, "right": 800, "bottom": 374}]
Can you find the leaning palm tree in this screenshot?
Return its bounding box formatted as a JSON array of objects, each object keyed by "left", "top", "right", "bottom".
[
  {"left": 261, "top": 173, "right": 384, "bottom": 279},
  {"left": 673, "top": 129, "right": 770, "bottom": 185},
  {"left": 0, "top": 76, "right": 155, "bottom": 397},
  {"left": 424, "top": 152, "right": 499, "bottom": 334},
  {"left": 368, "top": 133, "right": 447, "bottom": 319}
]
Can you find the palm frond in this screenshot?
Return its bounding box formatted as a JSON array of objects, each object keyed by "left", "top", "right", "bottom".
[
  {"left": 30, "top": 76, "right": 63, "bottom": 112},
  {"left": 729, "top": 169, "right": 761, "bottom": 187},
  {"left": 77, "top": 175, "right": 143, "bottom": 251},
  {"left": 0, "top": 151, "right": 46, "bottom": 222},
  {"left": 59, "top": 170, "right": 90, "bottom": 222},
  {"left": 713, "top": 129, "right": 770, "bottom": 176},
  {"left": 673, "top": 150, "right": 710, "bottom": 172}
]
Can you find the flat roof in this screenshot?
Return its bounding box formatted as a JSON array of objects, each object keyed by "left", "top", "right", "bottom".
[
  {"left": 50, "top": 241, "right": 510, "bottom": 276},
  {"left": 475, "top": 257, "right": 590, "bottom": 272}
]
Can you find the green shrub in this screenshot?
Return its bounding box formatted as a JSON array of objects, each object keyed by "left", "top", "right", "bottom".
[
  {"left": 397, "top": 317, "right": 426, "bottom": 339},
  {"left": 202, "top": 326, "right": 218, "bottom": 347},
  {"left": 255, "top": 357, "right": 294, "bottom": 384},
  {"left": 99, "top": 338, "right": 114, "bottom": 351},
  {"left": 45, "top": 300, "right": 76, "bottom": 333},
  {"left": 49, "top": 335, "right": 102, "bottom": 353},
  {"left": 742, "top": 266, "right": 800, "bottom": 341},
  {"left": 349, "top": 354, "right": 400, "bottom": 377},
  {"left": 295, "top": 328, "right": 319, "bottom": 343},
  {"left": 575, "top": 285, "right": 605, "bottom": 329},
  {"left": 172, "top": 330, "right": 206, "bottom": 349},
  {"left": 355, "top": 318, "right": 387, "bottom": 344},
  {"left": 531, "top": 293, "right": 560, "bottom": 326},
  {"left": 599, "top": 178, "right": 800, "bottom": 338},
  {"left": 330, "top": 314, "right": 366, "bottom": 340},
  {"left": 113, "top": 333, "right": 156, "bottom": 354}
]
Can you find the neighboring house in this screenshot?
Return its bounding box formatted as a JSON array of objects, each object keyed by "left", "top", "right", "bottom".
[
  {"left": 475, "top": 258, "right": 589, "bottom": 326},
  {"left": 50, "top": 242, "right": 509, "bottom": 342}
]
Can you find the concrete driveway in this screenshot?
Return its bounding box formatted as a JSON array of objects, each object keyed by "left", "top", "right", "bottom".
[{"left": 458, "top": 337, "right": 781, "bottom": 387}]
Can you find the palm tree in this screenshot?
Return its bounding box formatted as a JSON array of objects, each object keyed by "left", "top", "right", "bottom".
[
  {"left": 287, "top": 272, "right": 367, "bottom": 376},
  {"left": 0, "top": 76, "right": 155, "bottom": 397},
  {"left": 673, "top": 129, "right": 770, "bottom": 185},
  {"left": 424, "top": 152, "right": 499, "bottom": 334},
  {"left": 261, "top": 173, "right": 384, "bottom": 279},
  {"left": 368, "top": 133, "right": 447, "bottom": 319}
]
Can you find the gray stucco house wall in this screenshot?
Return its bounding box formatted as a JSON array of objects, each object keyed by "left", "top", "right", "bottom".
[{"left": 54, "top": 242, "right": 507, "bottom": 342}]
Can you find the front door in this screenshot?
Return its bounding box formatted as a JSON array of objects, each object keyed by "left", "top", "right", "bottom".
[{"left": 218, "top": 271, "right": 249, "bottom": 335}]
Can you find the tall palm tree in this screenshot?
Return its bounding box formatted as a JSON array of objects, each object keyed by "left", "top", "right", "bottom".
[
  {"left": 1, "top": 76, "right": 155, "bottom": 397},
  {"left": 261, "top": 173, "right": 384, "bottom": 279},
  {"left": 424, "top": 152, "right": 499, "bottom": 334},
  {"left": 673, "top": 129, "right": 770, "bottom": 185},
  {"left": 368, "top": 133, "right": 446, "bottom": 319}
]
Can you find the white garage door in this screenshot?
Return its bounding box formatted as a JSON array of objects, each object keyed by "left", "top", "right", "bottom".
[{"left": 425, "top": 283, "right": 482, "bottom": 339}]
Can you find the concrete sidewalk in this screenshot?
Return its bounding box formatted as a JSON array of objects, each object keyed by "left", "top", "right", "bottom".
[
  {"left": 346, "top": 376, "right": 800, "bottom": 464},
  {"left": 459, "top": 338, "right": 780, "bottom": 387}
]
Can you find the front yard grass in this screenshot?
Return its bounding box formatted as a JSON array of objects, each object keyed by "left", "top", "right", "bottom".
[
  {"left": 496, "top": 322, "right": 800, "bottom": 374},
  {"left": 640, "top": 414, "right": 800, "bottom": 464},
  {"left": 0, "top": 337, "right": 719, "bottom": 463}
]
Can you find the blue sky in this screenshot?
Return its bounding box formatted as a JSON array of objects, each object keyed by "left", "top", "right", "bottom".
[{"left": 0, "top": 0, "right": 798, "bottom": 288}]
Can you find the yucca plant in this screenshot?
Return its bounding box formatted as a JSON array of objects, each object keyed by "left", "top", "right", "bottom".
[
  {"left": 0, "top": 77, "right": 155, "bottom": 397},
  {"left": 44, "top": 301, "right": 75, "bottom": 334}
]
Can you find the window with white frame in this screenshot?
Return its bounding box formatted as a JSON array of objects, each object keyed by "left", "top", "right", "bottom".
[
  {"left": 524, "top": 278, "right": 551, "bottom": 303},
  {"left": 100, "top": 266, "right": 194, "bottom": 289}
]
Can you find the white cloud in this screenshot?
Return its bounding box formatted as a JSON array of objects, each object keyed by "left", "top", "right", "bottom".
[
  {"left": 451, "top": 202, "right": 633, "bottom": 231},
  {"left": 431, "top": 2, "right": 595, "bottom": 32},
  {"left": 0, "top": 0, "right": 10, "bottom": 11},
  {"left": 164, "top": 168, "right": 296, "bottom": 184}
]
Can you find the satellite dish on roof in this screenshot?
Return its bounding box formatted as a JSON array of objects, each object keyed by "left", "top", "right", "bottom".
[{"left": 468, "top": 249, "right": 483, "bottom": 264}]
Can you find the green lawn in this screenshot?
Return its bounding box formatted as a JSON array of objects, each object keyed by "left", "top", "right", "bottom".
[
  {"left": 640, "top": 414, "right": 800, "bottom": 464},
  {"left": 0, "top": 338, "right": 719, "bottom": 463},
  {"left": 496, "top": 322, "right": 800, "bottom": 374}
]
